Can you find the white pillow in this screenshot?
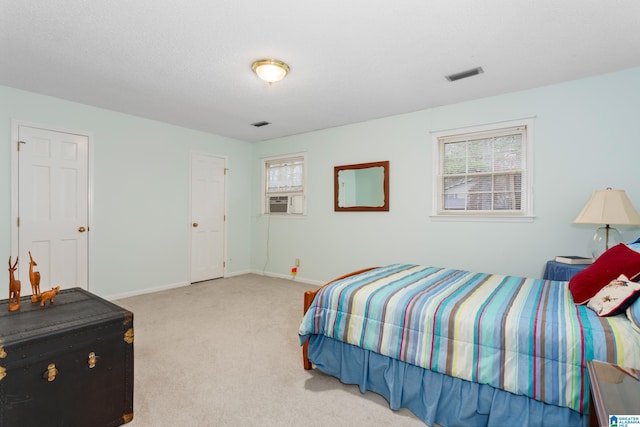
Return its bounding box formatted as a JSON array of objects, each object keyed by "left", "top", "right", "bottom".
[{"left": 587, "top": 274, "right": 640, "bottom": 316}]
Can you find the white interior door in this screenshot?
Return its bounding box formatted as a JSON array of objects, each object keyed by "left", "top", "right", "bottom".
[
  {"left": 16, "top": 125, "right": 89, "bottom": 293},
  {"left": 190, "top": 153, "right": 225, "bottom": 282}
]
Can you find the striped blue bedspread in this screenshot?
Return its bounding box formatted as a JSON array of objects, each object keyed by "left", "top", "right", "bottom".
[{"left": 298, "top": 264, "right": 640, "bottom": 413}]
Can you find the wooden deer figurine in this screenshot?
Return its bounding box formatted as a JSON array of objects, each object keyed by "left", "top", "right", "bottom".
[
  {"left": 8, "top": 256, "right": 21, "bottom": 312},
  {"left": 40, "top": 285, "right": 61, "bottom": 307},
  {"left": 28, "top": 251, "right": 41, "bottom": 303}
]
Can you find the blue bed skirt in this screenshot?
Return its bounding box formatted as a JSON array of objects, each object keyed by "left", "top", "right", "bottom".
[{"left": 307, "top": 335, "right": 587, "bottom": 427}]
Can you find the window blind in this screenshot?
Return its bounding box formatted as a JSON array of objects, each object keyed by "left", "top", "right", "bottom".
[
  {"left": 265, "top": 156, "right": 304, "bottom": 194},
  {"left": 439, "top": 126, "right": 525, "bottom": 213}
]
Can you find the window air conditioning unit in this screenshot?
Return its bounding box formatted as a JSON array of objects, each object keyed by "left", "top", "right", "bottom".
[
  {"left": 268, "top": 196, "right": 289, "bottom": 213},
  {"left": 268, "top": 195, "right": 304, "bottom": 214}
]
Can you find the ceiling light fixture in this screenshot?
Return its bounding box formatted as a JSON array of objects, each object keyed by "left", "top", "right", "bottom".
[{"left": 252, "top": 59, "right": 290, "bottom": 85}]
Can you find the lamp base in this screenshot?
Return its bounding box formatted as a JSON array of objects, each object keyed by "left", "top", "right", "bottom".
[{"left": 589, "top": 225, "right": 623, "bottom": 259}]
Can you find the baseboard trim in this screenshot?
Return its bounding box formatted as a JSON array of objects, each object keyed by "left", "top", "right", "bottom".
[
  {"left": 106, "top": 281, "right": 190, "bottom": 301},
  {"left": 224, "top": 269, "right": 253, "bottom": 278},
  {"left": 249, "top": 269, "right": 324, "bottom": 287},
  {"left": 105, "top": 269, "right": 324, "bottom": 301}
]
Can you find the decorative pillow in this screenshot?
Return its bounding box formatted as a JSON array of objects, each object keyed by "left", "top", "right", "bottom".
[
  {"left": 587, "top": 275, "right": 640, "bottom": 316},
  {"left": 569, "top": 243, "right": 640, "bottom": 304},
  {"left": 627, "top": 298, "right": 640, "bottom": 333}
]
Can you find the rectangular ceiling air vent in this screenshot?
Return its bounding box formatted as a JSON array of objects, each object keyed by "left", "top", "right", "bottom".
[
  {"left": 251, "top": 121, "right": 271, "bottom": 127},
  {"left": 445, "top": 67, "right": 484, "bottom": 82}
]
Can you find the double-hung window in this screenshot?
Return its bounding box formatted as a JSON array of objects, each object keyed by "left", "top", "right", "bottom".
[
  {"left": 264, "top": 154, "right": 306, "bottom": 215},
  {"left": 432, "top": 119, "right": 534, "bottom": 221}
]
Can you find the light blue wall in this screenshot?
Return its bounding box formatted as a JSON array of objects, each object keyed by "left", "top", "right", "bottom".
[
  {"left": 3, "top": 67, "right": 639, "bottom": 296},
  {"left": 0, "top": 86, "right": 253, "bottom": 299},
  {"left": 251, "top": 67, "right": 640, "bottom": 283}
]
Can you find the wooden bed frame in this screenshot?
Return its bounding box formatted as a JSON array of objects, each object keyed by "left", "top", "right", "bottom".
[{"left": 302, "top": 267, "right": 377, "bottom": 370}]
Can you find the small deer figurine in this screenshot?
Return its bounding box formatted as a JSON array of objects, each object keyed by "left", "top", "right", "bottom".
[
  {"left": 28, "top": 251, "right": 41, "bottom": 303},
  {"left": 8, "top": 256, "right": 21, "bottom": 312}
]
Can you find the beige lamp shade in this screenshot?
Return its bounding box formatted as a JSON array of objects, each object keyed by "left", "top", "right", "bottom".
[
  {"left": 574, "top": 189, "right": 640, "bottom": 225},
  {"left": 574, "top": 188, "right": 640, "bottom": 258}
]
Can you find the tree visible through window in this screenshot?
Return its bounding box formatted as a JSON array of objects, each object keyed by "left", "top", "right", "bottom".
[{"left": 433, "top": 120, "right": 533, "bottom": 219}]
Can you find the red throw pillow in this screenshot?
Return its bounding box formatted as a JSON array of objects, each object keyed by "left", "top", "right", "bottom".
[{"left": 569, "top": 244, "right": 640, "bottom": 304}]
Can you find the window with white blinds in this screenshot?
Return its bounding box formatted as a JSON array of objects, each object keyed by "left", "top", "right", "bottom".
[
  {"left": 432, "top": 119, "right": 534, "bottom": 220},
  {"left": 265, "top": 156, "right": 304, "bottom": 193},
  {"left": 263, "top": 154, "right": 306, "bottom": 215}
]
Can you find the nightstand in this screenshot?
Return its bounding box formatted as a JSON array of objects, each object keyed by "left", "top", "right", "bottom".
[
  {"left": 587, "top": 360, "right": 640, "bottom": 427},
  {"left": 543, "top": 260, "right": 589, "bottom": 281}
]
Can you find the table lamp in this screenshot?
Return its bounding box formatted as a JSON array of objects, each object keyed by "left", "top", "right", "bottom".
[{"left": 574, "top": 188, "right": 640, "bottom": 258}]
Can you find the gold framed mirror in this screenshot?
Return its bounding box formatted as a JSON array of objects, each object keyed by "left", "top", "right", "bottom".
[{"left": 334, "top": 161, "right": 389, "bottom": 211}]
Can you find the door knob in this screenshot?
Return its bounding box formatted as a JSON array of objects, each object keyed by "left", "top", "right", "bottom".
[
  {"left": 192, "top": 222, "right": 199, "bottom": 228},
  {"left": 78, "top": 226, "right": 86, "bottom": 233}
]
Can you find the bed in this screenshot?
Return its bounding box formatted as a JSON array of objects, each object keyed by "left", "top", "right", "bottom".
[{"left": 298, "top": 262, "right": 640, "bottom": 427}]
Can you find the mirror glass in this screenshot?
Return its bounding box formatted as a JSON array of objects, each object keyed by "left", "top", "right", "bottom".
[{"left": 334, "top": 161, "right": 389, "bottom": 211}]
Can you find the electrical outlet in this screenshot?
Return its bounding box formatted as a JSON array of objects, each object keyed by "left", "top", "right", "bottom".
[{"left": 295, "top": 258, "right": 300, "bottom": 267}]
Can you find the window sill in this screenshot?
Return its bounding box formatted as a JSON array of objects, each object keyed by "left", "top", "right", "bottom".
[
  {"left": 260, "top": 213, "right": 307, "bottom": 219},
  {"left": 429, "top": 214, "right": 535, "bottom": 223}
]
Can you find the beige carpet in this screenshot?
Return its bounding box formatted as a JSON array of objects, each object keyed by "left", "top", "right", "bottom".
[{"left": 115, "top": 274, "right": 426, "bottom": 427}]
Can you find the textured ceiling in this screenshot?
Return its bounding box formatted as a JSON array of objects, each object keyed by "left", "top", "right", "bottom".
[{"left": 1, "top": 1, "right": 639, "bottom": 142}]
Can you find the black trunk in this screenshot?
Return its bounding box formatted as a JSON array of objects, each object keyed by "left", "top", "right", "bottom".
[{"left": 0, "top": 288, "right": 134, "bottom": 427}]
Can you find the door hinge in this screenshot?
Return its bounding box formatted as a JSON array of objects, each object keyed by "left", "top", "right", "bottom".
[
  {"left": 223, "top": 261, "right": 226, "bottom": 268},
  {"left": 17, "top": 140, "right": 26, "bottom": 151},
  {"left": 224, "top": 168, "right": 229, "bottom": 175},
  {"left": 17, "top": 217, "right": 20, "bottom": 227}
]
